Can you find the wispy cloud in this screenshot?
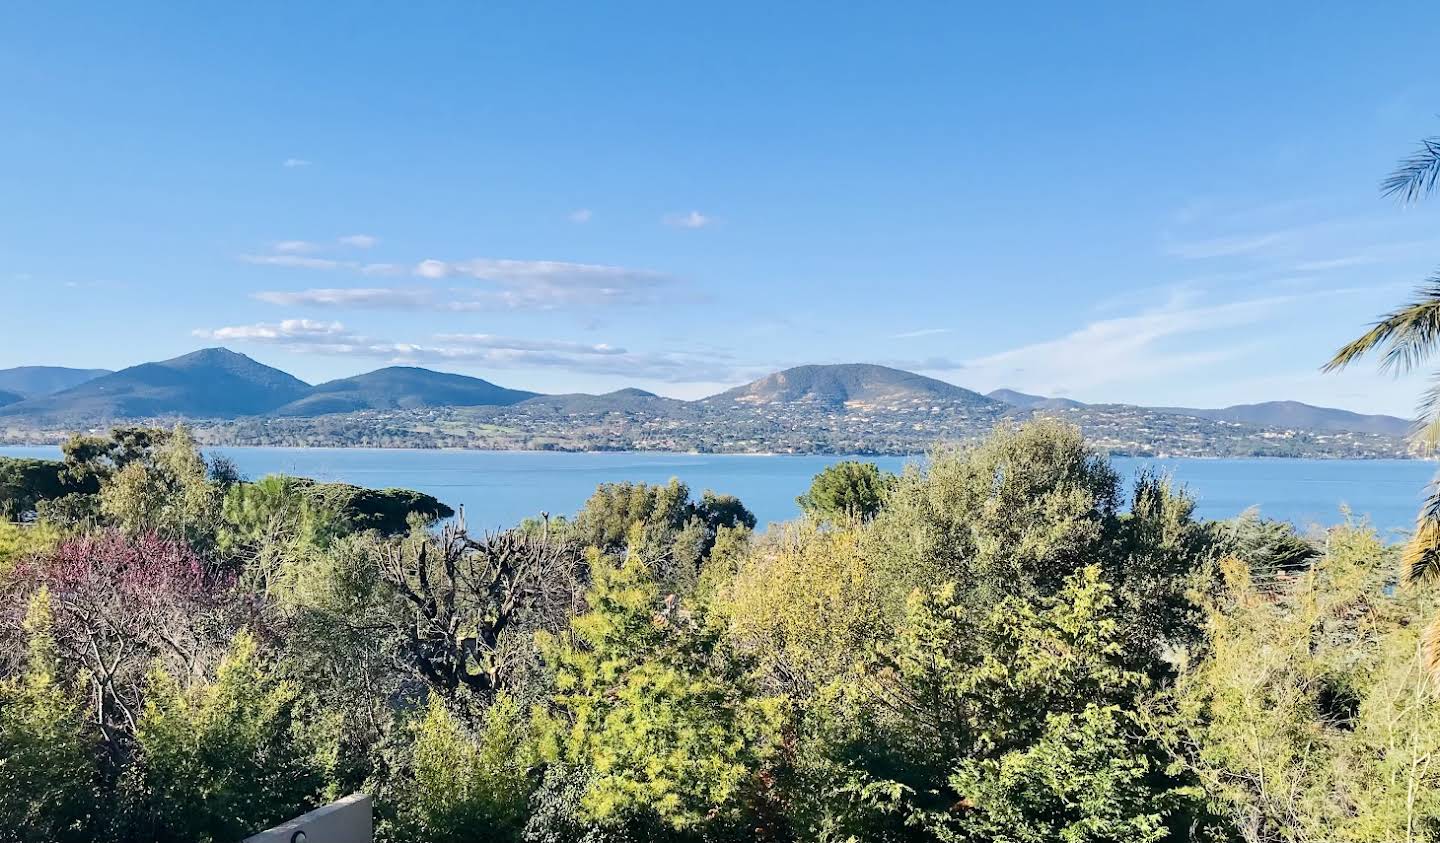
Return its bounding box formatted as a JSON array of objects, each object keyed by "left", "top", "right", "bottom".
[
  {"left": 338, "top": 234, "right": 379, "bottom": 248},
  {"left": 891, "top": 328, "right": 951, "bottom": 339},
  {"left": 959, "top": 290, "right": 1302, "bottom": 394},
  {"left": 282, "top": 158, "right": 311, "bottom": 168},
  {"left": 274, "top": 240, "right": 319, "bottom": 254},
  {"left": 569, "top": 209, "right": 593, "bottom": 223},
  {"left": 1164, "top": 230, "right": 1296, "bottom": 260},
  {"left": 663, "top": 210, "right": 715, "bottom": 229},
  {"left": 194, "top": 320, "right": 741, "bottom": 382},
  {"left": 252, "top": 257, "right": 677, "bottom": 311}
]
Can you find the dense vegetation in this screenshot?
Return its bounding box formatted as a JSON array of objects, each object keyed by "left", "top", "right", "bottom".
[{"left": 1, "top": 420, "right": 1436, "bottom": 842}]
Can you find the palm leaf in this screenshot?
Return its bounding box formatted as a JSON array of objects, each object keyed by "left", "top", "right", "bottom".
[
  {"left": 1324, "top": 277, "right": 1440, "bottom": 374},
  {"left": 1403, "top": 484, "right": 1440, "bottom": 585},
  {"left": 1382, "top": 137, "right": 1440, "bottom": 204}
]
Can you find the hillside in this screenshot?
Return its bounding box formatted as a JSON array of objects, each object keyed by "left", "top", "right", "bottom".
[
  {"left": 507, "top": 387, "right": 690, "bottom": 417},
  {"left": 706, "top": 364, "right": 996, "bottom": 409},
  {"left": 1161, "top": 400, "right": 1412, "bottom": 437},
  {"left": 987, "top": 389, "right": 1087, "bottom": 411},
  {"left": 0, "top": 348, "right": 310, "bottom": 421},
  {"left": 0, "top": 389, "right": 23, "bottom": 408},
  {"left": 273, "top": 366, "right": 537, "bottom": 417},
  {"left": 0, "top": 366, "right": 111, "bottom": 398},
  {"left": 989, "top": 388, "right": 1411, "bottom": 438}
]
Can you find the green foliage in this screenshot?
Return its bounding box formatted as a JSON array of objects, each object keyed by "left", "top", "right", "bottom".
[
  {"left": 0, "top": 591, "right": 98, "bottom": 843},
  {"left": 387, "top": 693, "right": 537, "bottom": 843},
  {"left": 135, "top": 631, "right": 328, "bottom": 843},
  {"left": 293, "top": 479, "right": 454, "bottom": 534},
  {"left": 574, "top": 479, "right": 755, "bottom": 591},
  {"left": 1175, "top": 524, "right": 1440, "bottom": 841},
  {"left": 797, "top": 460, "right": 894, "bottom": 522},
  {"left": 536, "top": 553, "right": 780, "bottom": 834},
  {"left": 0, "top": 457, "right": 73, "bottom": 520},
  {"left": 0, "top": 520, "right": 60, "bottom": 575},
  {"left": 100, "top": 426, "right": 223, "bottom": 548}
]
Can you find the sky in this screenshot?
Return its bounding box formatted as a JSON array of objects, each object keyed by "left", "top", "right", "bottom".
[{"left": 3, "top": 2, "right": 1440, "bottom": 415}]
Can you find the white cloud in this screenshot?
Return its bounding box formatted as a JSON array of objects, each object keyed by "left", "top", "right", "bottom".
[
  {"left": 195, "top": 319, "right": 740, "bottom": 382},
  {"left": 253, "top": 288, "right": 434, "bottom": 308},
  {"left": 242, "top": 254, "right": 349, "bottom": 270},
  {"left": 282, "top": 158, "right": 312, "bottom": 168},
  {"left": 338, "top": 234, "right": 379, "bottom": 248},
  {"left": 892, "top": 328, "right": 951, "bottom": 339},
  {"left": 415, "top": 259, "right": 450, "bottom": 279},
  {"left": 433, "top": 333, "right": 627, "bottom": 356},
  {"left": 274, "top": 240, "right": 319, "bottom": 254},
  {"left": 663, "top": 210, "right": 715, "bottom": 229},
  {"left": 569, "top": 209, "right": 593, "bottom": 223},
  {"left": 958, "top": 291, "right": 1297, "bottom": 395}
]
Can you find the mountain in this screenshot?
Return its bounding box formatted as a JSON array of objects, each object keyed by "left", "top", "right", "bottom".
[
  {"left": 508, "top": 387, "right": 689, "bottom": 416},
  {"left": 0, "top": 389, "right": 23, "bottom": 408},
  {"left": 987, "top": 389, "right": 1087, "bottom": 411},
  {"left": 989, "top": 387, "right": 1411, "bottom": 437},
  {"left": 0, "top": 348, "right": 310, "bottom": 421},
  {"left": 0, "top": 366, "right": 111, "bottom": 398},
  {"left": 272, "top": 366, "right": 537, "bottom": 417},
  {"left": 1161, "top": 401, "right": 1411, "bottom": 437},
  {"left": 705, "top": 364, "right": 996, "bottom": 409}
]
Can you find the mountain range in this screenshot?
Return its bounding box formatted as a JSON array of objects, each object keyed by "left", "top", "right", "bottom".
[{"left": 0, "top": 348, "right": 1413, "bottom": 446}]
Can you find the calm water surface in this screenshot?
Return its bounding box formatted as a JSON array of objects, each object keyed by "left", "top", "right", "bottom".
[{"left": 2, "top": 446, "right": 1433, "bottom": 536}]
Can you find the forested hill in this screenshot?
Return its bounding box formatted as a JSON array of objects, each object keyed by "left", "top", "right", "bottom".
[
  {"left": 0, "top": 365, "right": 111, "bottom": 398},
  {"left": 0, "top": 348, "right": 309, "bottom": 421},
  {"left": 272, "top": 366, "right": 538, "bottom": 416}
]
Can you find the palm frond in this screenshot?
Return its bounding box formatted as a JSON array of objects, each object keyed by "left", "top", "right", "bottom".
[
  {"left": 1403, "top": 488, "right": 1440, "bottom": 585},
  {"left": 1413, "top": 376, "right": 1440, "bottom": 454},
  {"left": 1324, "top": 277, "right": 1440, "bottom": 373},
  {"left": 1382, "top": 137, "right": 1440, "bottom": 204}
]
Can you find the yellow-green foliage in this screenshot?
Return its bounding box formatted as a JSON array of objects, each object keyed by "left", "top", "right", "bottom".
[
  {"left": 1178, "top": 524, "right": 1440, "bottom": 841},
  {"left": 100, "top": 426, "right": 221, "bottom": 547},
  {"left": 536, "top": 553, "right": 782, "bottom": 832},
  {"left": 721, "top": 522, "right": 901, "bottom": 690},
  {"left": 137, "top": 631, "right": 324, "bottom": 843},
  {"left": 390, "top": 693, "right": 536, "bottom": 843},
  {"left": 0, "top": 591, "right": 97, "bottom": 843},
  {"left": 0, "top": 519, "right": 60, "bottom": 575}
]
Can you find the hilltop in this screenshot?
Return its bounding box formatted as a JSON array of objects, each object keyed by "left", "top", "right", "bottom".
[
  {"left": 0, "top": 348, "right": 310, "bottom": 422},
  {"left": 273, "top": 366, "right": 537, "bottom": 416},
  {"left": 706, "top": 364, "right": 996, "bottom": 409},
  {"left": 0, "top": 365, "right": 111, "bottom": 398}
]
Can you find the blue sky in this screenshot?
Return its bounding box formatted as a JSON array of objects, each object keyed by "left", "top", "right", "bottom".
[{"left": 4, "top": 3, "right": 1440, "bottom": 414}]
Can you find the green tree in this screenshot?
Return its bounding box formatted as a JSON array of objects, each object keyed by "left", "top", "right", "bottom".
[
  {"left": 0, "top": 590, "right": 98, "bottom": 843},
  {"left": 135, "top": 631, "right": 327, "bottom": 843},
  {"left": 796, "top": 460, "right": 893, "bottom": 522},
  {"left": 100, "top": 426, "right": 222, "bottom": 549},
  {"left": 535, "top": 552, "right": 781, "bottom": 835},
  {"left": 387, "top": 693, "right": 537, "bottom": 843}
]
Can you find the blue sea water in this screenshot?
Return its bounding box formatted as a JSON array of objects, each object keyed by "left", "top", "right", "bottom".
[{"left": 2, "top": 446, "right": 1434, "bottom": 538}]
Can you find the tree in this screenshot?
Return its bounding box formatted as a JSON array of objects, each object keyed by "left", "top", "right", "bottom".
[
  {"left": 534, "top": 553, "right": 781, "bottom": 836},
  {"left": 796, "top": 461, "right": 893, "bottom": 522},
  {"left": 135, "top": 631, "right": 327, "bottom": 843},
  {"left": 387, "top": 693, "right": 537, "bottom": 843},
  {"left": 574, "top": 479, "right": 755, "bottom": 590},
  {"left": 2, "top": 530, "right": 227, "bottom": 748},
  {"left": 379, "top": 522, "right": 587, "bottom": 700},
  {"left": 0, "top": 591, "right": 98, "bottom": 843},
  {"left": 100, "top": 427, "right": 223, "bottom": 549},
  {"left": 0, "top": 458, "right": 79, "bottom": 521},
  {"left": 867, "top": 568, "right": 1205, "bottom": 843},
  {"left": 1324, "top": 129, "right": 1440, "bottom": 670}
]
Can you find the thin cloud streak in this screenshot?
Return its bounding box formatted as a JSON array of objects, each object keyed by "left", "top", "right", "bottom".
[{"left": 194, "top": 320, "right": 744, "bottom": 383}]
